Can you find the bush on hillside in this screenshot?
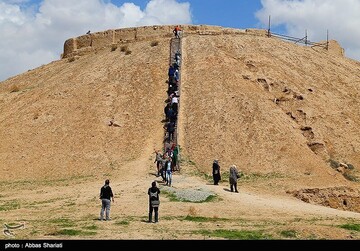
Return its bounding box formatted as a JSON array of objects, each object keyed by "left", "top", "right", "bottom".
[{"left": 151, "top": 41, "right": 159, "bottom": 47}]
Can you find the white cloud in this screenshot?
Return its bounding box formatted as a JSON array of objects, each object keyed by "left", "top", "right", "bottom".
[
  {"left": 143, "top": 0, "right": 191, "bottom": 25},
  {"left": 256, "top": 0, "right": 360, "bottom": 61},
  {"left": 0, "top": 0, "right": 192, "bottom": 81}
]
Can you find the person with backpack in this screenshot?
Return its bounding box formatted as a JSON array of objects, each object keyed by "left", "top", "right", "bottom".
[
  {"left": 148, "top": 181, "right": 160, "bottom": 223},
  {"left": 99, "top": 179, "right": 114, "bottom": 221}
]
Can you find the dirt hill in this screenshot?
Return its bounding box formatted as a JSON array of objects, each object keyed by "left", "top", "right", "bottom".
[{"left": 1, "top": 25, "right": 360, "bottom": 240}]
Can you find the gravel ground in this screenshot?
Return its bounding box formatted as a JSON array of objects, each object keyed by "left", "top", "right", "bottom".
[
  {"left": 160, "top": 174, "right": 216, "bottom": 202},
  {"left": 162, "top": 186, "right": 215, "bottom": 202}
]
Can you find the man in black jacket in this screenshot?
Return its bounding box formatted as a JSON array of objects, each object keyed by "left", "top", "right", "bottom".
[
  {"left": 99, "top": 179, "right": 114, "bottom": 221},
  {"left": 147, "top": 181, "right": 160, "bottom": 223}
]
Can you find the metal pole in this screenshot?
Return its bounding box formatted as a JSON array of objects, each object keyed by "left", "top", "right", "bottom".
[
  {"left": 327, "top": 30, "right": 329, "bottom": 50},
  {"left": 268, "top": 15, "right": 271, "bottom": 37}
]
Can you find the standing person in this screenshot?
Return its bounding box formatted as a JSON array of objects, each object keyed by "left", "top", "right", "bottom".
[
  {"left": 173, "top": 25, "right": 181, "bottom": 38},
  {"left": 174, "top": 51, "right": 181, "bottom": 67},
  {"left": 171, "top": 94, "right": 179, "bottom": 114},
  {"left": 154, "top": 150, "right": 163, "bottom": 176},
  {"left": 168, "top": 64, "right": 175, "bottom": 83},
  {"left": 164, "top": 102, "right": 171, "bottom": 122},
  {"left": 174, "top": 69, "right": 180, "bottom": 82},
  {"left": 99, "top": 179, "right": 114, "bottom": 221},
  {"left": 229, "top": 165, "right": 240, "bottom": 193},
  {"left": 212, "top": 159, "right": 221, "bottom": 185},
  {"left": 160, "top": 154, "right": 167, "bottom": 182},
  {"left": 172, "top": 146, "right": 179, "bottom": 171},
  {"left": 165, "top": 158, "right": 172, "bottom": 186},
  {"left": 148, "top": 181, "right": 160, "bottom": 223},
  {"left": 164, "top": 121, "right": 175, "bottom": 143}
]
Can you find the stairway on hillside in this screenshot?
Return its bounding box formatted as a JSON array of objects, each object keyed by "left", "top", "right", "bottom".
[{"left": 163, "top": 36, "right": 182, "bottom": 172}]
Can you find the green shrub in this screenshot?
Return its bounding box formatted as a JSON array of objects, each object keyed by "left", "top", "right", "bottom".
[
  {"left": 343, "top": 171, "right": 358, "bottom": 182},
  {"left": 329, "top": 159, "right": 340, "bottom": 169},
  {"left": 280, "top": 230, "right": 297, "bottom": 238},
  {"left": 196, "top": 229, "right": 271, "bottom": 240},
  {"left": 0, "top": 201, "right": 21, "bottom": 211},
  {"left": 83, "top": 225, "right": 98, "bottom": 230},
  {"left": 55, "top": 229, "right": 96, "bottom": 236},
  {"left": 340, "top": 224, "right": 360, "bottom": 232},
  {"left": 347, "top": 164, "right": 355, "bottom": 170},
  {"left": 115, "top": 220, "right": 130, "bottom": 226}
]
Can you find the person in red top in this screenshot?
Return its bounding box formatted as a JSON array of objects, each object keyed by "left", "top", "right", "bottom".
[{"left": 173, "top": 25, "right": 181, "bottom": 38}]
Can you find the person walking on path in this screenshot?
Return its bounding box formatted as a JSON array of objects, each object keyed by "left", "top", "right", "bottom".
[
  {"left": 172, "top": 146, "right": 179, "bottom": 171},
  {"left": 212, "top": 159, "right": 221, "bottom": 185},
  {"left": 229, "top": 165, "right": 240, "bottom": 193},
  {"left": 148, "top": 181, "right": 160, "bottom": 223},
  {"left": 99, "top": 179, "right": 114, "bottom": 221},
  {"left": 165, "top": 158, "right": 173, "bottom": 186},
  {"left": 173, "top": 25, "right": 181, "bottom": 38},
  {"left": 154, "top": 150, "right": 163, "bottom": 176}
]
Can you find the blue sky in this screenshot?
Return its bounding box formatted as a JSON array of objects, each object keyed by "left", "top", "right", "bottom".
[
  {"left": 188, "top": 0, "right": 264, "bottom": 28},
  {"left": 111, "top": 0, "right": 265, "bottom": 29},
  {"left": 0, "top": 0, "right": 360, "bottom": 81}
]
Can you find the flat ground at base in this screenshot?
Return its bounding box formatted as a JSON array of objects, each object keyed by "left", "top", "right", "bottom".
[{"left": 1, "top": 153, "right": 360, "bottom": 240}]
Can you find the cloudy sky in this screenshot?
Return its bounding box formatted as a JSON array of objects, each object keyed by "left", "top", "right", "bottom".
[{"left": 1, "top": 0, "right": 360, "bottom": 81}]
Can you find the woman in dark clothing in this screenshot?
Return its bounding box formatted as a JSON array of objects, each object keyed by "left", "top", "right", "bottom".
[
  {"left": 99, "top": 179, "right": 114, "bottom": 221},
  {"left": 148, "top": 181, "right": 160, "bottom": 223},
  {"left": 212, "top": 160, "right": 221, "bottom": 185}
]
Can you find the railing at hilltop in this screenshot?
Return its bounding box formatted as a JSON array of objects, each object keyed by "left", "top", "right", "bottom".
[{"left": 267, "top": 16, "right": 329, "bottom": 50}]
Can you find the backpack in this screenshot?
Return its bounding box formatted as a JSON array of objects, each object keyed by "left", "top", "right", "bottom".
[
  {"left": 149, "top": 190, "right": 160, "bottom": 207},
  {"left": 149, "top": 190, "right": 158, "bottom": 201}
]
